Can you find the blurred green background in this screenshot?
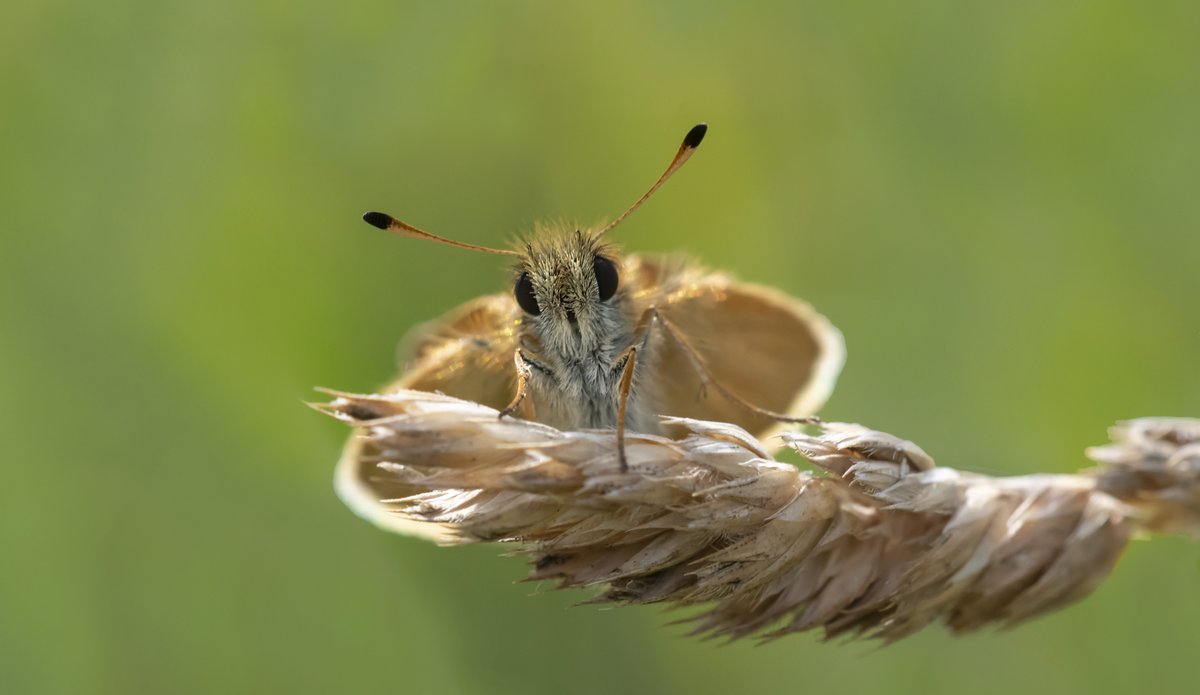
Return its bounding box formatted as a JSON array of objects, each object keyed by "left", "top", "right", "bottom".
[{"left": 3, "top": 1, "right": 1199, "bottom": 693}]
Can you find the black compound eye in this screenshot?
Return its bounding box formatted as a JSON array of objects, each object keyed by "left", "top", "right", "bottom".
[
  {"left": 593, "top": 256, "right": 619, "bottom": 301},
  {"left": 514, "top": 273, "right": 541, "bottom": 316}
]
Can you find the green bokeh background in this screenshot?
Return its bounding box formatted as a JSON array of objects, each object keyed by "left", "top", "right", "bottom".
[{"left": 4, "top": 1, "right": 1198, "bottom": 693}]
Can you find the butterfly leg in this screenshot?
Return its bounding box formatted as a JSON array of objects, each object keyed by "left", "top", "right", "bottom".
[
  {"left": 498, "top": 349, "right": 534, "bottom": 420},
  {"left": 613, "top": 344, "right": 639, "bottom": 473},
  {"left": 645, "top": 307, "right": 822, "bottom": 426}
]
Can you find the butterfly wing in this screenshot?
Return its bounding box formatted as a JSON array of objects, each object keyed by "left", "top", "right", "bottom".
[
  {"left": 629, "top": 255, "right": 845, "bottom": 445},
  {"left": 388, "top": 294, "right": 522, "bottom": 407},
  {"left": 335, "top": 294, "right": 522, "bottom": 541}
]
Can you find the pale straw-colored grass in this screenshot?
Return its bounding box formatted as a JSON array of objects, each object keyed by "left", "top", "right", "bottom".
[{"left": 316, "top": 389, "right": 1199, "bottom": 643}]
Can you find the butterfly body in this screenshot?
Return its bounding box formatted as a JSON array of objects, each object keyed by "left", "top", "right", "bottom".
[{"left": 510, "top": 227, "right": 654, "bottom": 433}]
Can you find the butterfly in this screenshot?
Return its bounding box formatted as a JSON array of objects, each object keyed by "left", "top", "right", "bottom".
[{"left": 334, "top": 124, "right": 845, "bottom": 537}]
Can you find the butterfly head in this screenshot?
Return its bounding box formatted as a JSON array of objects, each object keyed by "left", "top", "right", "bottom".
[{"left": 512, "top": 228, "right": 623, "bottom": 351}]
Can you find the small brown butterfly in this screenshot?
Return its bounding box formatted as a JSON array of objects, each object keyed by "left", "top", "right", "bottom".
[{"left": 336, "top": 124, "right": 845, "bottom": 536}]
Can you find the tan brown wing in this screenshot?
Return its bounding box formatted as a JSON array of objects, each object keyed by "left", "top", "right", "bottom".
[
  {"left": 386, "top": 293, "right": 522, "bottom": 408},
  {"left": 335, "top": 294, "right": 522, "bottom": 541},
  {"left": 629, "top": 256, "right": 845, "bottom": 445}
]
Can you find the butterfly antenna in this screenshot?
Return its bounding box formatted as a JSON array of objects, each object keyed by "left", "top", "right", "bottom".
[
  {"left": 362, "top": 212, "right": 520, "bottom": 256},
  {"left": 598, "top": 123, "right": 707, "bottom": 238}
]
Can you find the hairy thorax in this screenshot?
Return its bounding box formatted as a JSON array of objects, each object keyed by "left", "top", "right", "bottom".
[{"left": 519, "top": 299, "right": 660, "bottom": 435}]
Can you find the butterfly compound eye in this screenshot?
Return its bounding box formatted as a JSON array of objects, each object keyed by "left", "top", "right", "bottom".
[
  {"left": 514, "top": 273, "right": 541, "bottom": 316},
  {"left": 593, "top": 256, "right": 619, "bottom": 301}
]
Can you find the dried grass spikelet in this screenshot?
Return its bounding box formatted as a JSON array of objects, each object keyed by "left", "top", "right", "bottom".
[
  {"left": 1087, "top": 418, "right": 1200, "bottom": 536},
  {"left": 316, "top": 389, "right": 1200, "bottom": 643}
]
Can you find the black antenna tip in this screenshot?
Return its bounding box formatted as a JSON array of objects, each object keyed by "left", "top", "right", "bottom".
[
  {"left": 683, "top": 123, "right": 708, "bottom": 149},
  {"left": 362, "top": 211, "right": 391, "bottom": 230}
]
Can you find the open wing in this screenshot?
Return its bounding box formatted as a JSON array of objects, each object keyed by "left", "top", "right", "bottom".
[
  {"left": 387, "top": 294, "right": 522, "bottom": 407},
  {"left": 629, "top": 256, "right": 845, "bottom": 445},
  {"left": 335, "top": 294, "right": 521, "bottom": 541}
]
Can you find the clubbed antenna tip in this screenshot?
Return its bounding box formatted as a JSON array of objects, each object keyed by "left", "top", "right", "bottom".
[{"left": 362, "top": 211, "right": 391, "bottom": 230}]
